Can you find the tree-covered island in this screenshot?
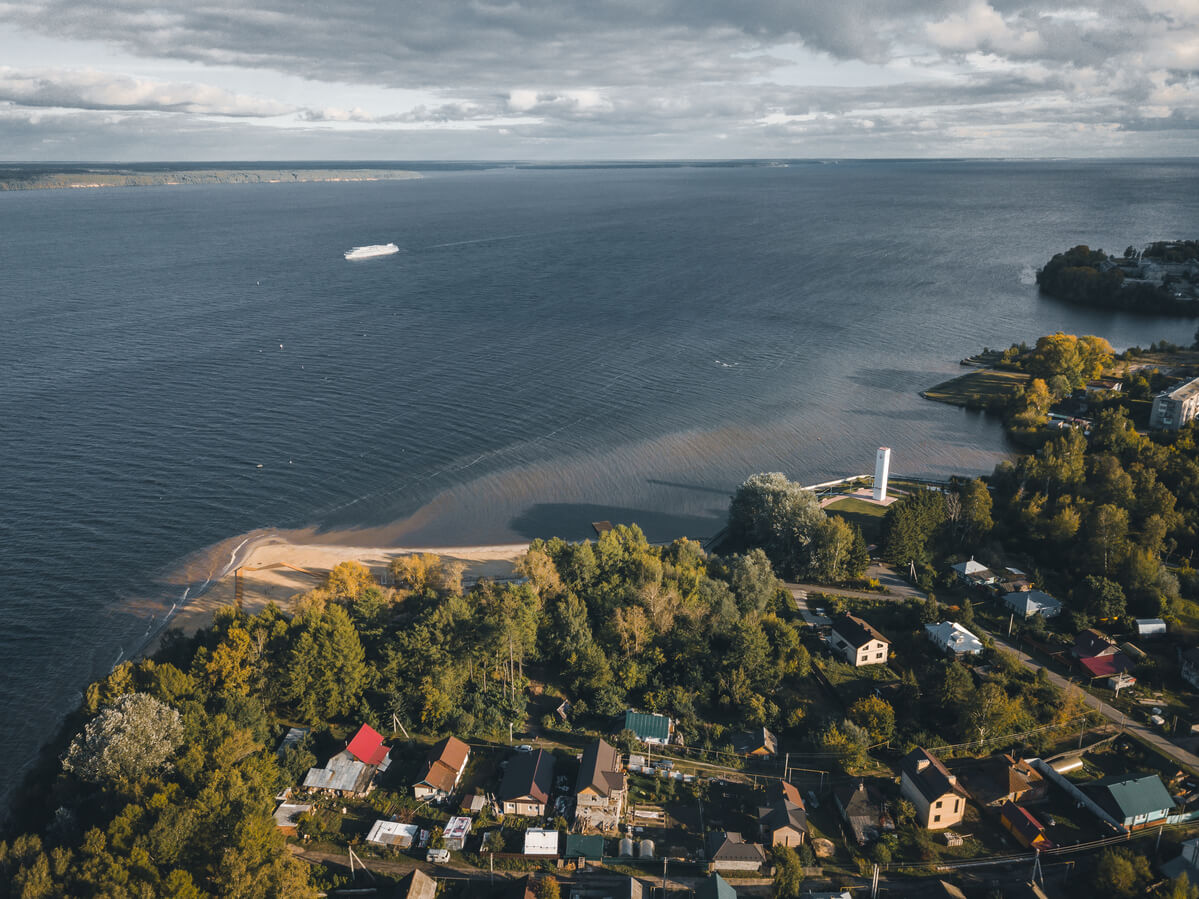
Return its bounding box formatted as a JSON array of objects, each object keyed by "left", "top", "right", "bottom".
[{"left": 1037, "top": 241, "right": 1199, "bottom": 315}]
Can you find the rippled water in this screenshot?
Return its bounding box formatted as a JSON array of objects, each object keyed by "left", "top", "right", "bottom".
[{"left": 2, "top": 159, "right": 1197, "bottom": 810}]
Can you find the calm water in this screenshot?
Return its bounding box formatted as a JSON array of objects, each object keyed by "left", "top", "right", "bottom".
[{"left": 2, "top": 159, "right": 1197, "bottom": 810}]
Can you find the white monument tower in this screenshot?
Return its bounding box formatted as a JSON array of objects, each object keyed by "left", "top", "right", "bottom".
[{"left": 873, "top": 446, "right": 891, "bottom": 502}]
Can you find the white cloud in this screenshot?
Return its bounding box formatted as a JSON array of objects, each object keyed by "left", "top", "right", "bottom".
[{"left": 0, "top": 66, "right": 294, "bottom": 116}]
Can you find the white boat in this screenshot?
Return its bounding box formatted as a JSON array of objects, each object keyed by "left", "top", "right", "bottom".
[{"left": 344, "top": 242, "right": 399, "bottom": 261}]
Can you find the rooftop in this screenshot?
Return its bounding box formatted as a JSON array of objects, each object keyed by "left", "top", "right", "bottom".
[
  {"left": 1163, "top": 375, "right": 1199, "bottom": 403},
  {"left": 500, "top": 748, "right": 555, "bottom": 804},
  {"left": 1092, "top": 773, "right": 1175, "bottom": 820},
  {"left": 523, "top": 828, "right": 560, "bottom": 855},
  {"left": 901, "top": 747, "right": 961, "bottom": 803},
  {"left": 346, "top": 723, "right": 391, "bottom": 767},
  {"left": 303, "top": 750, "right": 372, "bottom": 793},
  {"left": 831, "top": 614, "right": 889, "bottom": 649},
  {"left": 576, "top": 738, "right": 624, "bottom": 797},
  {"left": 925, "top": 621, "right": 983, "bottom": 654},
  {"left": 366, "top": 820, "right": 419, "bottom": 846},
  {"left": 623, "top": 709, "right": 671, "bottom": 743}
]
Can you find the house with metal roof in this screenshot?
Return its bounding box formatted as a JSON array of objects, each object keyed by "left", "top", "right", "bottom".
[
  {"left": 950, "top": 754, "right": 1045, "bottom": 807},
  {"left": 999, "top": 802, "right": 1053, "bottom": 850},
  {"left": 396, "top": 869, "right": 437, "bottom": 899},
  {"left": 705, "top": 831, "right": 766, "bottom": 872},
  {"left": 925, "top": 621, "right": 983, "bottom": 657},
  {"left": 757, "top": 791, "right": 807, "bottom": 848},
  {"left": 695, "top": 872, "right": 738, "bottom": 899},
  {"left": 900, "top": 747, "right": 967, "bottom": 830},
  {"left": 443, "top": 816, "right": 472, "bottom": 851},
  {"left": 523, "top": 828, "right": 561, "bottom": 856},
  {"left": 564, "top": 833, "right": 605, "bottom": 863},
  {"left": 413, "top": 735, "right": 471, "bottom": 800},
  {"left": 622, "top": 710, "right": 672, "bottom": 745},
  {"left": 500, "top": 748, "right": 556, "bottom": 817},
  {"left": 575, "top": 739, "right": 627, "bottom": 830},
  {"left": 346, "top": 723, "right": 392, "bottom": 767},
  {"left": 1003, "top": 590, "right": 1062, "bottom": 619},
  {"left": 732, "top": 726, "right": 778, "bottom": 757},
  {"left": 833, "top": 781, "right": 891, "bottom": 845},
  {"left": 366, "top": 820, "right": 420, "bottom": 848},
  {"left": 1136, "top": 618, "right": 1167, "bottom": 638},
  {"left": 950, "top": 558, "right": 998, "bottom": 587},
  {"left": 303, "top": 751, "right": 375, "bottom": 795},
  {"left": 1086, "top": 773, "right": 1175, "bottom": 830},
  {"left": 828, "top": 614, "right": 890, "bottom": 667}
]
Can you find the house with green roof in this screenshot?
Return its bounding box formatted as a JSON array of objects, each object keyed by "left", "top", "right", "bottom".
[
  {"left": 564, "top": 833, "right": 605, "bottom": 865},
  {"left": 1086, "top": 773, "right": 1175, "bottom": 830},
  {"left": 622, "top": 710, "right": 672, "bottom": 745},
  {"left": 695, "top": 872, "right": 738, "bottom": 899}
]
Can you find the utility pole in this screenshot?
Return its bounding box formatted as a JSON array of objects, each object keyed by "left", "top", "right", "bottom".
[
  {"left": 489, "top": 852, "right": 494, "bottom": 884},
  {"left": 871, "top": 863, "right": 880, "bottom": 898},
  {"left": 1032, "top": 847, "right": 1043, "bottom": 886},
  {"left": 661, "top": 857, "right": 667, "bottom": 895},
  {"left": 392, "top": 713, "right": 410, "bottom": 740}
]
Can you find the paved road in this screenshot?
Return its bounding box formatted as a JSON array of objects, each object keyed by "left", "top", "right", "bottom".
[{"left": 981, "top": 628, "right": 1199, "bottom": 776}]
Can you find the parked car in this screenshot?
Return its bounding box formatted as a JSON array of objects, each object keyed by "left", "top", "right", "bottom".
[
  {"left": 655, "top": 759, "right": 674, "bottom": 770},
  {"left": 426, "top": 848, "right": 450, "bottom": 863},
  {"left": 515, "top": 744, "right": 533, "bottom": 752}
]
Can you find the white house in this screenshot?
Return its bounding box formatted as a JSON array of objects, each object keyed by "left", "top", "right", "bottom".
[
  {"left": 828, "top": 614, "right": 890, "bottom": 667},
  {"left": 1003, "top": 590, "right": 1062, "bottom": 619},
  {"left": 1135, "top": 619, "right": 1167, "bottom": 638},
  {"left": 925, "top": 621, "right": 983, "bottom": 657},
  {"left": 523, "top": 829, "right": 560, "bottom": 856},
  {"left": 950, "top": 559, "right": 997, "bottom": 587}
]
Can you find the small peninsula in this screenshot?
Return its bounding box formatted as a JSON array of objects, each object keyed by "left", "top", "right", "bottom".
[
  {"left": 0, "top": 165, "right": 421, "bottom": 191},
  {"left": 1037, "top": 241, "right": 1199, "bottom": 315}
]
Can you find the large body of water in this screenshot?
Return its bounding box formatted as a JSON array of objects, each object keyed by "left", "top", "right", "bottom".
[{"left": 2, "top": 159, "right": 1197, "bottom": 811}]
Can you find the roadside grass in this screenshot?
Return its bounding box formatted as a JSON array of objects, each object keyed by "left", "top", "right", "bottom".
[{"left": 922, "top": 369, "right": 1029, "bottom": 408}]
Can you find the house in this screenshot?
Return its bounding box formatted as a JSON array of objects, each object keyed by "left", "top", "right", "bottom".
[
  {"left": 507, "top": 875, "right": 537, "bottom": 899},
  {"left": 396, "top": 870, "right": 437, "bottom": 899},
  {"left": 623, "top": 709, "right": 672, "bottom": 745},
  {"left": 1136, "top": 618, "right": 1167, "bottom": 638},
  {"left": 564, "top": 833, "right": 605, "bottom": 865},
  {"left": 999, "top": 802, "right": 1053, "bottom": 850},
  {"left": 500, "top": 748, "right": 555, "bottom": 817},
  {"left": 833, "top": 781, "right": 890, "bottom": 845},
  {"left": 828, "top": 614, "right": 890, "bottom": 667},
  {"left": 951, "top": 754, "right": 1045, "bottom": 807},
  {"left": 523, "top": 828, "right": 560, "bottom": 856},
  {"left": 1163, "top": 836, "right": 1199, "bottom": 881},
  {"left": 1073, "top": 631, "right": 1134, "bottom": 678},
  {"left": 1003, "top": 590, "right": 1062, "bottom": 619},
  {"left": 276, "top": 726, "right": 310, "bottom": 757},
  {"left": 1181, "top": 647, "right": 1199, "bottom": 690},
  {"left": 696, "top": 873, "right": 738, "bottom": 899},
  {"left": 706, "top": 831, "right": 766, "bottom": 872},
  {"left": 302, "top": 723, "right": 393, "bottom": 796},
  {"left": 1150, "top": 376, "right": 1199, "bottom": 431},
  {"left": 1086, "top": 379, "right": 1123, "bottom": 393},
  {"left": 413, "top": 735, "right": 470, "bottom": 800},
  {"left": 733, "top": 727, "right": 778, "bottom": 757},
  {"left": 997, "top": 568, "right": 1035, "bottom": 594},
  {"left": 303, "top": 753, "right": 376, "bottom": 795},
  {"left": 273, "top": 800, "right": 311, "bottom": 835},
  {"left": 366, "top": 820, "right": 420, "bottom": 848},
  {"left": 900, "top": 748, "right": 966, "bottom": 830},
  {"left": 575, "top": 739, "right": 627, "bottom": 830},
  {"left": 345, "top": 723, "right": 392, "bottom": 767},
  {"left": 1087, "top": 773, "right": 1175, "bottom": 830},
  {"left": 925, "top": 621, "right": 983, "bottom": 657},
  {"left": 950, "top": 558, "right": 998, "bottom": 587},
  {"left": 569, "top": 876, "right": 643, "bottom": 899},
  {"left": 443, "top": 816, "right": 472, "bottom": 851},
  {"left": 1073, "top": 628, "right": 1118, "bottom": 659},
  {"left": 758, "top": 786, "right": 807, "bottom": 848},
  {"left": 461, "top": 793, "right": 488, "bottom": 814}
]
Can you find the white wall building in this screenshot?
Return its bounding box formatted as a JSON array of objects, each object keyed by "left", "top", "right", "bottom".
[{"left": 873, "top": 447, "right": 891, "bottom": 502}]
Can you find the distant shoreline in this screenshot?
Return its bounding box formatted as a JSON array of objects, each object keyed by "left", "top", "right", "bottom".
[{"left": 0, "top": 168, "right": 422, "bottom": 191}]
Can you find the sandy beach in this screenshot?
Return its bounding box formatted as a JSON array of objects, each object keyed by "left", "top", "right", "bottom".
[{"left": 157, "top": 537, "right": 529, "bottom": 643}]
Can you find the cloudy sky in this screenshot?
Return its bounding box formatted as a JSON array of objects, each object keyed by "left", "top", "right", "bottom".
[{"left": 0, "top": 0, "right": 1197, "bottom": 160}]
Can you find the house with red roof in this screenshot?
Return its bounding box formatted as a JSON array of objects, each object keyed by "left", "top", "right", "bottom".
[
  {"left": 347, "top": 724, "right": 392, "bottom": 766},
  {"left": 1073, "top": 629, "right": 1134, "bottom": 679},
  {"left": 999, "top": 801, "right": 1053, "bottom": 850}
]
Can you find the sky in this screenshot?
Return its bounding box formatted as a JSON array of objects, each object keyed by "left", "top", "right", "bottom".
[{"left": 0, "top": 0, "right": 1197, "bottom": 160}]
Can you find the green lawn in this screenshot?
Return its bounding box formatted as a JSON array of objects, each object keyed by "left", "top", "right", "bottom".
[
  {"left": 922, "top": 369, "right": 1029, "bottom": 409},
  {"left": 825, "top": 496, "right": 889, "bottom": 542}
]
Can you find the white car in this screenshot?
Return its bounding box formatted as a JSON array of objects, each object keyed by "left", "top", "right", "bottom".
[
  {"left": 515, "top": 744, "right": 533, "bottom": 752},
  {"left": 426, "top": 848, "right": 450, "bottom": 863}
]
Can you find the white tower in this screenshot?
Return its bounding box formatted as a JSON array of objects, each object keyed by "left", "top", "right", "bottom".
[{"left": 873, "top": 447, "right": 891, "bottom": 502}]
